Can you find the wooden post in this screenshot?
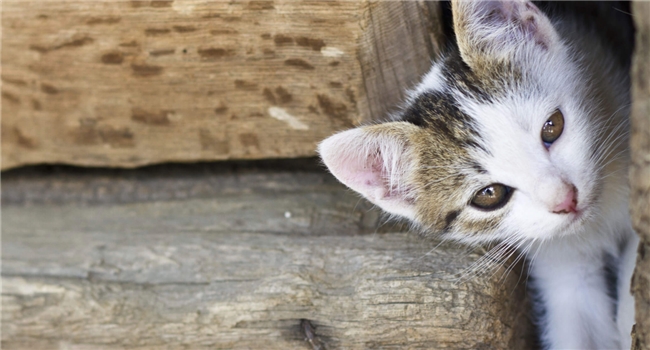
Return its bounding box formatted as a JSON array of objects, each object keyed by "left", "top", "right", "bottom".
[{"left": 631, "top": 2, "right": 650, "bottom": 349}]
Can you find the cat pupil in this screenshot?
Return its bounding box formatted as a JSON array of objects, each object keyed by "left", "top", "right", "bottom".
[{"left": 541, "top": 109, "right": 565, "bottom": 147}]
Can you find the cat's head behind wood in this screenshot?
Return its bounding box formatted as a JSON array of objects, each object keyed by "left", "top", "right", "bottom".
[{"left": 319, "top": 0, "right": 629, "bottom": 245}]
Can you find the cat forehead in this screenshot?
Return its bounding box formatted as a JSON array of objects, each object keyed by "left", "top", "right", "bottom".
[
  {"left": 404, "top": 81, "right": 557, "bottom": 182},
  {"left": 399, "top": 55, "right": 544, "bottom": 231},
  {"left": 442, "top": 51, "right": 524, "bottom": 93},
  {"left": 404, "top": 50, "right": 558, "bottom": 143},
  {"left": 402, "top": 90, "right": 484, "bottom": 156},
  {"left": 402, "top": 56, "right": 514, "bottom": 156}
]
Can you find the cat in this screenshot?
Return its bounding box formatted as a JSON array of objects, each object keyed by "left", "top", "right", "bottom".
[{"left": 318, "top": 1, "right": 636, "bottom": 349}]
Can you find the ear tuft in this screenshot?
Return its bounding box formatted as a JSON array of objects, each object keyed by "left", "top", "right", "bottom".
[
  {"left": 318, "top": 123, "right": 421, "bottom": 219},
  {"left": 452, "top": 0, "right": 559, "bottom": 68}
]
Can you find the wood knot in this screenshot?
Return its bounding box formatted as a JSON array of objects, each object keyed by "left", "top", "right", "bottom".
[{"left": 301, "top": 319, "right": 325, "bottom": 350}]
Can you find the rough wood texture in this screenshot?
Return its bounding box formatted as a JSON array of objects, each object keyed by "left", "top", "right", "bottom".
[
  {"left": 1, "top": 0, "right": 444, "bottom": 170},
  {"left": 2, "top": 162, "right": 533, "bottom": 350},
  {"left": 631, "top": 2, "right": 650, "bottom": 350},
  {"left": 358, "top": 1, "right": 443, "bottom": 122}
]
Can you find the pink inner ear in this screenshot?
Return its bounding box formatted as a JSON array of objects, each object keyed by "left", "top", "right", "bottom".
[
  {"left": 318, "top": 126, "right": 417, "bottom": 218},
  {"left": 514, "top": 2, "right": 551, "bottom": 50},
  {"left": 494, "top": 2, "right": 547, "bottom": 45},
  {"left": 334, "top": 147, "right": 412, "bottom": 204},
  {"left": 338, "top": 151, "right": 388, "bottom": 201},
  {"left": 356, "top": 161, "right": 382, "bottom": 188},
  {"left": 461, "top": 0, "right": 555, "bottom": 51}
]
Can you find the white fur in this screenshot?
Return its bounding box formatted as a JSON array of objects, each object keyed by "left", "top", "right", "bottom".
[
  {"left": 409, "top": 62, "right": 445, "bottom": 97},
  {"left": 319, "top": 1, "right": 635, "bottom": 348},
  {"left": 427, "top": 3, "right": 634, "bottom": 348}
]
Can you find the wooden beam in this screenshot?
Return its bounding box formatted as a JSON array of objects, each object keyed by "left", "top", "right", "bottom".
[
  {"left": 1, "top": 1, "right": 444, "bottom": 169},
  {"left": 1, "top": 164, "right": 533, "bottom": 349}
]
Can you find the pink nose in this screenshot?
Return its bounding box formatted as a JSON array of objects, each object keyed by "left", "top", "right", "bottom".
[{"left": 553, "top": 185, "right": 578, "bottom": 214}]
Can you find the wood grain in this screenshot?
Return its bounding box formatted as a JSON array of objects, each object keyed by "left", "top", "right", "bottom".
[
  {"left": 631, "top": 2, "right": 650, "bottom": 350},
  {"left": 1, "top": 0, "right": 444, "bottom": 170},
  {"left": 1, "top": 164, "right": 533, "bottom": 350}
]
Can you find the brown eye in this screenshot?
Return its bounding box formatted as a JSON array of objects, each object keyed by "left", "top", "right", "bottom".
[
  {"left": 541, "top": 109, "right": 565, "bottom": 146},
  {"left": 471, "top": 184, "right": 513, "bottom": 210}
]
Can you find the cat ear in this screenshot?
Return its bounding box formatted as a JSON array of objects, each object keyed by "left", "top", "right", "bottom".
[
  {"left": 452, "top": 0, "right": 560, "bottom": 67},
  {"left": 318, "top": 122, "right": 421, "bottom": 220}
]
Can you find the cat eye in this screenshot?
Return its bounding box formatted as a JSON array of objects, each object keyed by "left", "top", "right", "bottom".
[
  {"left": 541, "top": 109, "right": 565, "bottom": 147},
  {"left": 471, "top": 184, "right": 513, "bottom": 210}
]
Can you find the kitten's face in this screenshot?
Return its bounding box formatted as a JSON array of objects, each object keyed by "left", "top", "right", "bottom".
[
  {"left": 319, "top": 0, "right": 628, "bottom": 246},
  {"left": 408, "top": 51, "right": 598, "bottom": 244}
]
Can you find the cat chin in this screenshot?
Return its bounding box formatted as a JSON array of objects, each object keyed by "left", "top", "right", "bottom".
[
  {"left": 554, "top": 211, "right": 589, "bottom": 237},
  {"left": 542, "top": 204, "right": 605, "bottom": 241}
]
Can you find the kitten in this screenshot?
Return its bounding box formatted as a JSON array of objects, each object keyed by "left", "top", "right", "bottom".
[{"left": 318, "top": 1, "right": 636, "bottom": 349}]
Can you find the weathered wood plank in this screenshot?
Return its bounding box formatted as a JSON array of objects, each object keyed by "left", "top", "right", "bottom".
[
  {"left": 1, "top": 160, "right": 388, "bottom": 235},
  {"left": 631, "top": 2, "right": 650, "bottom": 349},
  {"left": 0, "top": 0, "right": 444, "bottom": 170},
  {"left": 2, "top": 220, "right": 530, "bottom": 350},
  {"left": 1, "top": 164, "right": 533, "bottom": 349}
]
